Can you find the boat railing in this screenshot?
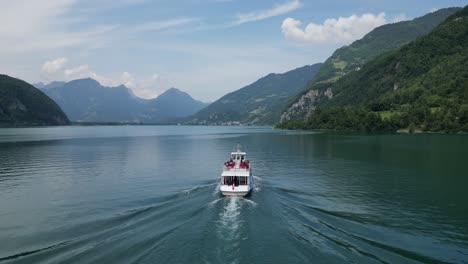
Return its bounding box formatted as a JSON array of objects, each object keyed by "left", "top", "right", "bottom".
[{"left": 222, "top": 166, "right": 249, "bottom": 171}]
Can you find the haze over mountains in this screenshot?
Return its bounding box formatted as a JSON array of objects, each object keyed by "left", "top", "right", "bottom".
[
  {"left": 34, "top": 81, "right": 66, "bottom": 90},
  {"left": 38, "top": 78, "right": 207, "bottom": 123},
  {"left": 0, "top": 5, "right": 466, "bottom": 133}
]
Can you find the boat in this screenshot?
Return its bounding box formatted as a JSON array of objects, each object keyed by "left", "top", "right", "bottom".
[{"left": 220, "top": 144, "right": 253, "bottom": 197}]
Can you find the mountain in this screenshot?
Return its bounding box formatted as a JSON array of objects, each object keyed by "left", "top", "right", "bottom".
[
  {"left": 142, "top": 88, "right": 207, "bottom": 123},
  {"left": 33, "top": 82, "right": 45, "bottom": 89},
  {"left": 0, "top": 74, "right": 69, "bottom": 126},
  {"left": 278, "top": 6, "right": 468, "bottom": 133},
  {"left": 41, "top": 78, "right": 206, "bottom": 123},
  {"left": 282, "top": 7, "right": 461, "bottom": 122},
  {"left": 189, "top": 64, "right": 322, "bottom": 125},
  {"left": 34, "top": 81, "right": 66, "bottom": 90},
  {"left": 42, "top": 78, "right": 143, "bottom": 122}
]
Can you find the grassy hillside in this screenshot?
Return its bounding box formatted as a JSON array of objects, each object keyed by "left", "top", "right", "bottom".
[
  {"left": 282, "top": 7, "right": 461, "bottom": 121},
  {"left": 278, "top": 6, "right": 468, "bottom": 133},
  {"left": 190, "top": 64, "right": 322, "bottom": 125},
  {"left": 0, "top": 75, "right": 69, "bottom": 126}
]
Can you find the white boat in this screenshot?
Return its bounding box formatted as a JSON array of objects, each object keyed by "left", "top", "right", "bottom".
[{"left": 220, "top": 144, "right": 253, "bottom": 197}]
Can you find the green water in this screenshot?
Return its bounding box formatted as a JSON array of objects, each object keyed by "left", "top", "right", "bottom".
[{"left": 0, "top": 126, "right": 467, "bottom": 263}]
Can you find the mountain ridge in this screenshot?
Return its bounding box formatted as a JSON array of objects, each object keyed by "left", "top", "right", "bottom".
[
  {"left": 189, "top": 63, "right": 322, "bottom": 125},
  {"left": 281, "top": 7, "right": 461, "bottom": 122},
  {"left": 41, "top": 78, "right": 207, "bottom": 123},
  {"left": 278, "top": 6, "right": 468, "bottom": 133},
  {"left": 0, "top": 74, "right": 69, "bottom": 126}
]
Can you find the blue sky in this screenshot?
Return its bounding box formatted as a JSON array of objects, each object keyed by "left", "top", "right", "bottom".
[{"left": 1, "top": 0, "right": 467, "bottom": 101}]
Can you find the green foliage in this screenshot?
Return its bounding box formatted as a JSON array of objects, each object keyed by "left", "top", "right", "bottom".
[
  {"left": 191, "top": 64, "right": 322, "bottom": 125},
  {"left": 279, "top": 6, "right": 468, "bottom": 133},
  {"left": 277, "top": 107, "right": 399, "bottom": 132},
  {"left": 0, "top": 74, "right": 69, "bottom": 126},
  {"left": 304, "top": 8, "right": 460, "bottom": 89},
  {"left": 278, "top": 103, "right": 468, "bottom": 133}
]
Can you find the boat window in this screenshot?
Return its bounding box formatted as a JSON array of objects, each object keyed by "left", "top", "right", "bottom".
[
  {"left": 235, "top": 176, "right": 247, "bottom": 185},
  {"left": 223, "top": 176, "right": 249, "bottom": 186}
]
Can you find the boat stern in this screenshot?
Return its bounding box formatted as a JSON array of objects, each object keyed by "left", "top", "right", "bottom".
[{"left": 220, "top": 185, "right": 250, "bottom": 197}]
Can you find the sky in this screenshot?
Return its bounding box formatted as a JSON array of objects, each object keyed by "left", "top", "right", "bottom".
[{"left": 1, "top": 0, "right": 467, "bottom": 102}]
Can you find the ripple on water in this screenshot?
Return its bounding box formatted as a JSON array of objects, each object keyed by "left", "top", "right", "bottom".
[
  {"left": 218, "top": 198, "right": 242, "bottom": 240},
  {"left": 212, "top": 197, "right": 258, "bottom": 264}
]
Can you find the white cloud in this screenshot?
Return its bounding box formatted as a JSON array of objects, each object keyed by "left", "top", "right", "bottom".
[
  {"left": 64, "top": 65, "right": 91, "bottom": 79},
  {"left": 0, "top": 1, "right": 74, "bottom": 37},
  {"left": 0, "top": 1, "right": 115, "bottom": 53},
  {"left": 392, "top": 14, "right": 408, "bottom": 23},
  {"left": 125, "top": 40, "right": 325, "bottom": 101},
  {"left": 234, "top": 0, "right": 301, "bottom": 25},
  {"left": 131, "top": 18, "right": 197, "bottom": 33},
  {"left": 42, "top": 57, "right": 68, "bottom": 74},
  {"left": 105, "top": 0, "right": 148, "bottom": 6},
  {"left": 63, "top": 65, "right": 115, "bottom": 86},
  {"left": 117, "top": 72, "right": 169, "bottom": 99},
  {"left": 282, "top": 13, "right": 388, "bottom": 44},
  {"left": 62, "top": 66, "right": 169, "bottom": 99},
  {"left": 136, "top": 74, "right": 170, "bottom": 99},
  {"left": 120, "top": 71, "right": 135, "bottom": 88}
]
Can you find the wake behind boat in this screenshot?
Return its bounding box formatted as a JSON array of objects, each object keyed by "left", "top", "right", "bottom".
[{"left": 220, "top": 144, "right": 253, "bottom": 197}]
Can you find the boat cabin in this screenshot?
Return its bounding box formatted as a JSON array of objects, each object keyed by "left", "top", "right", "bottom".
[
  {"left": 224, "top": 150, "right": 250, "bottom": 170},
  {"left": 222, "top": 175, "right": 249, "bottom": 186},
  {"left": 220, "top": 144, "right": 253, "bottom": 196},
  {"left": 231, "top": 152, "right": 246, "bottom": 161}
]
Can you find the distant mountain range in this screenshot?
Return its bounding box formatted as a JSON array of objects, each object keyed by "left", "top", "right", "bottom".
[
  {"left": 0, "top": 75, "right": 69, "bottom": 126},
  {"left": 33, "top": 81, "right": 66, "bottom": 90},
  {"left": 281, "top": 7, "right": 461, "bottom": 122},
  {"left": 188, "top": 8, "right": 461, "bottom": 126},
  {"left": 38, "top": 78, "right": 207, "bottom": 123},
  {"left": 1, "top": 5, "right": 465, "bottom": 131},
  {"left": 279, "top": 6, "right": 468, "bottom": 133},
  {"left": 189, "top": 64, "right": 322, "bottom": 125}
]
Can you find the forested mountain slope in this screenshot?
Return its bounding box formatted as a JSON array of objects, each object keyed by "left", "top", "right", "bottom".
[
  {"left": 278, "top": 6, "right": 468, "bottom": 133},
  {"left": 0, "top": 75, "right": 69, "bottom": 126},
  {"left": 281, "top": 7, "right": 461, "bottom": 122}
]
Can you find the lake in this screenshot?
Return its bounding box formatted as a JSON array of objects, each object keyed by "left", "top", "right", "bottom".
[{"left": 0, "top": 126, "right": 467, "bottom": 263}]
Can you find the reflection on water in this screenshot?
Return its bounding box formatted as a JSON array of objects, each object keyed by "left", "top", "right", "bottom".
[{"left": 0, "top": 126, "right": 467, "bottom": 263}]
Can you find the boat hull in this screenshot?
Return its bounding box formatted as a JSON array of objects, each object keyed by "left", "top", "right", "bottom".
[
  {"left": 220, "top": 184, "right": 252, "bottom": 197},
  {"left": 221, "top": 190, "right": 251, "bottom": 197}
]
